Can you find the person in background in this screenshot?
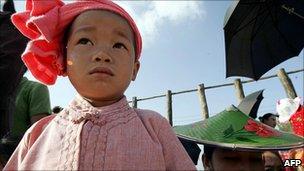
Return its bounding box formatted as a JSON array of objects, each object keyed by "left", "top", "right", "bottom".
[
  {"left": 258, "top": 111, "right": 284, "bottom": 171},
  {"left": 1, "top": 74, "right": 51, "bottom": 168},
  {"left": 259, "top": 113, "right": 279, "bottom": 128},
  {"left": 0, "top": 0, "right": 27, "bottom": 139},
  {"left": 202, "top": 146, "right": 284, "bottom": 171},
  {"left": 1, "top": 50, "right": 52, "bottom": 168},
  {"left": 12, "top": 72, "right": 52, "bottom": 140},
  {"left": 202, "top": 145, "right": 265, "bottom": 171},
  {"left": 262, "top": 151, "right": 284, "bottom": 171},
  {"left": 0, "top": 0, "right": 52, "bottom": 168},
  {"left": 52, "top": 106, "right": 63, "bottom": 114}
]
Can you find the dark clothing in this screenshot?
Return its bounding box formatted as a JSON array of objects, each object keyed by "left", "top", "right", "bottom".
[{"left": 0, "top": 11, "right": 28, "bottom": 137}]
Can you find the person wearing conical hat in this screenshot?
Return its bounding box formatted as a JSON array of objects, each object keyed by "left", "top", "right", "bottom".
[
  {"left": 174, "top": 105, "right": 304, "bottom": 171},
  {"left": 201, "top": 144, "right": 266, "bottom": 171}
]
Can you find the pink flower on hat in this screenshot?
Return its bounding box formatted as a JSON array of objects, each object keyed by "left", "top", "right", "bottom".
[{"left": 244, "top": 119, "right": 281, "bottom": 137}]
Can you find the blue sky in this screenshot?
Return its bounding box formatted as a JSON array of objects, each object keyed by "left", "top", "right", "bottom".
[{"left": 11, "top": 1, "right": 303, "bottom": 127}]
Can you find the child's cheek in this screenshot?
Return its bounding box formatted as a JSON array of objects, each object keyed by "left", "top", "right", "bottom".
[
  {"left": 67, "top": 60, "right": 73, "bottom": 66},
  {"left": 67, "top": 52, "right": 77, "bottom": 66}
]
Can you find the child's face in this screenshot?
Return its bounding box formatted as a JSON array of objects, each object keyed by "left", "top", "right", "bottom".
[{"left": 66, "top": 10, "right": 140, "bottom": 106}]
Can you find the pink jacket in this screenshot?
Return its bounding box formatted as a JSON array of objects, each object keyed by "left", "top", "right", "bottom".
[{"left": 4, "top": 96, "right": 196, "bottom": 170}]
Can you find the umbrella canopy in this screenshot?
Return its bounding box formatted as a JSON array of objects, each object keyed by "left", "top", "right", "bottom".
[
  {"left": 237, "top": 89, "right": 264, "bottom": 119},
  {"left": 178, "top": 137, "right": 201, "bottom": 165},
  {"left": 224, "top": 0, "right": 304, "bottom": 80}
]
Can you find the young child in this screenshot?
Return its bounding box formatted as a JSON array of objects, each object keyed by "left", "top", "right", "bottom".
[{"left": 4, "top": 0, "right": 196, "bottom": 170}]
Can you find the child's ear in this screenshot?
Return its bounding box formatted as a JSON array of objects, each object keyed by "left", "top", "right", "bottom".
[
  {"left": 202, "top": 154, "right": 212, "bottom": 170},
  {"left": 131, "top": 61, "right": 140, "bottom": 81}
]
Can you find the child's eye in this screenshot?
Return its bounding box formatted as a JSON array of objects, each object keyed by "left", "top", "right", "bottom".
[
  {"left": 113, "top": 42, "right": 127, "bottom": 50},
  {"left": 77, "top": 38, "right": 93, "bottom": 45}
]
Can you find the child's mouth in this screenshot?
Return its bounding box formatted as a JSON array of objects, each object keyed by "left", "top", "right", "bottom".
[{"left": 89, "top": 67, "right": 114, "bottom": 76}]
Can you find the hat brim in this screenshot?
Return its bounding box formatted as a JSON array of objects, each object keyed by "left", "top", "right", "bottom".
[
  {"left": 177, "top": 134, "right": 304, "bottom": 151},
  {"left": 174, "top": 106, "right": 304, "bottom": 151}
]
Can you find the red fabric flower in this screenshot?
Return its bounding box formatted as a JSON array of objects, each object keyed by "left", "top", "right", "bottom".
[{"left": 244, "top": 119, "right": 281, "bottom": 137}]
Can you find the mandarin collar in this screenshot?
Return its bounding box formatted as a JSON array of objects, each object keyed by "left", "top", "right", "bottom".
[{"left": 65, "top": 95, "right": 132, "bottom": 124}]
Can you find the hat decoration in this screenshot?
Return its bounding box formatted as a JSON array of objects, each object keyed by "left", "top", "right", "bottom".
[
  {"left": 174, "top": 105, "right": 304, "bottom": 151},
  {"left": 276, "top": 97, "right": 303, "bottom": 137},
  {"left": 289, "top": 106, "right": 304, "bottom": 137},
  {"left": 276, "top": 97, "right": 301, "bottom": 123}
]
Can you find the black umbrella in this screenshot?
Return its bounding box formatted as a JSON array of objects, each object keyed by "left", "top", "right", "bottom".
[
  {"left": 237, "top": 89, "right": 264, "bottom": 119},
  {"left": 224, "top": 0, "right": 304, "bottom": 80},
  {"left": 178, "top": 137, "right": 201, "bottom": 165}
]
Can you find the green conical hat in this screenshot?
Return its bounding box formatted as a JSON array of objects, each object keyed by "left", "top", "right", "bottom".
[{"left": 174, "top": 105, "right": 304, "bottom": 151}]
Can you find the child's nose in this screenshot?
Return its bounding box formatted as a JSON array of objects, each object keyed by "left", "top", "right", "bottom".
[{"left": 92, "top": 50, "right": 112, "bottom": 63}]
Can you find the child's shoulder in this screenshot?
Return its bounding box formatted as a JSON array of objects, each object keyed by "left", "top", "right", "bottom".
[
  {"left": 133, "top": 108, "right": 169, "bottom": 127},
  {"left": 27, "top": 115, "right": 55, "bottom": 132},
  {"left": 25, "top": 115, "right": 56, "bottom": 147},
  {"left": 134, "top": 108, "right": 165, "bottom": 120}
]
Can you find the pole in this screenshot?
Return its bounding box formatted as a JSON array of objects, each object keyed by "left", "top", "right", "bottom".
[
  {"left": 234, "top": 78, "right": 245, "bottom": 104},
  {"left": 166, "top": 90, "right": 173, "bottom": 126},
  {"left": 197, "top": 84, "right": 209, "bottom": 119},
  {"left": 277, "top": 68, "right": 297, "bottom": 99}
]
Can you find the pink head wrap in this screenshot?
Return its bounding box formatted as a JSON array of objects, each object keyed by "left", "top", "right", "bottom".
[{"left": 11, "top": 0, "right": 142, "bottom": 85}]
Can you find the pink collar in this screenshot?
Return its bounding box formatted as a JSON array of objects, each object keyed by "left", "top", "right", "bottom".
[{"left": 62, "top": 95, "right": 132, "bottom": 125}]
